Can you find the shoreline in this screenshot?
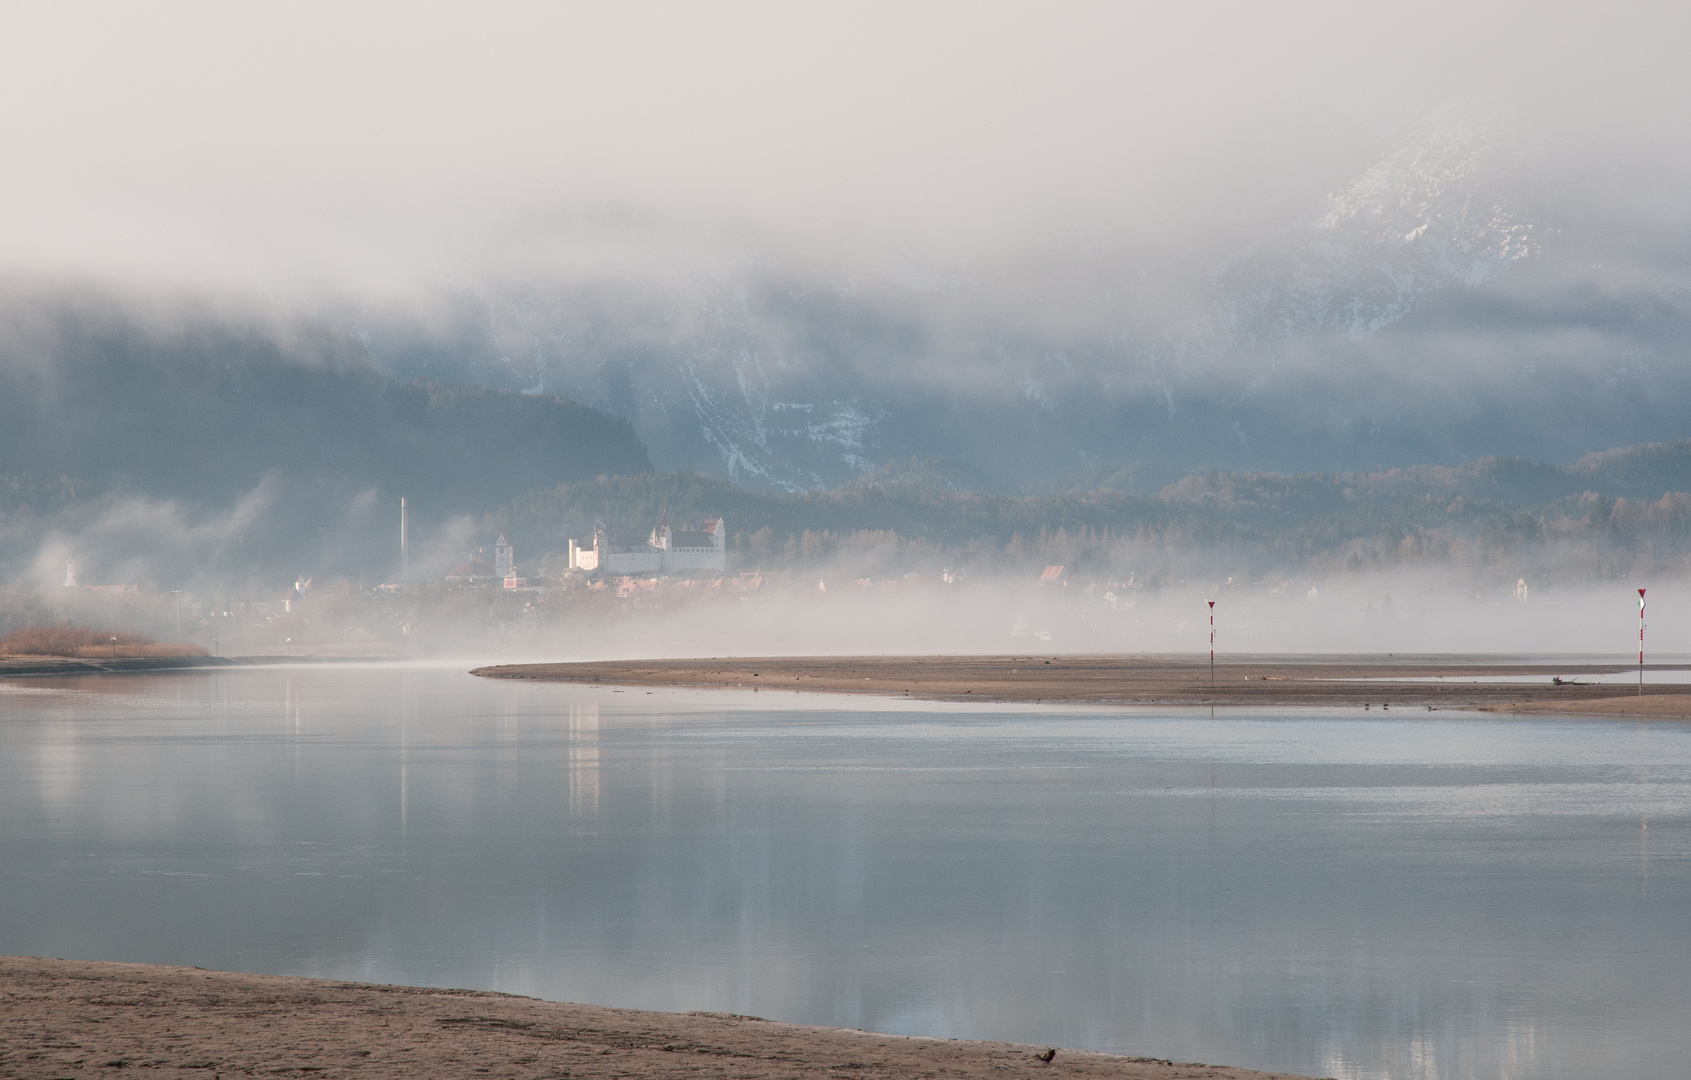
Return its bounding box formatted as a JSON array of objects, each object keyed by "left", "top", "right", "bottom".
[
  {"left": 473, "top": 654, "right": 1691, "bottom": 717},
  {"left": 0, "top": 654, "right": 402, "bottom": 677},
  {"left": 0, "top": 655, "right": 235, "bottom": 677},
  {"left": 0, "top": 956, "right": 1314, "bottom": 1080},
  {"left": 9, "top": 653, "right": 1688, "bottom": 718}
]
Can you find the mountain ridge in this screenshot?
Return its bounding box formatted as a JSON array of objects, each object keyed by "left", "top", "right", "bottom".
[{"left": 336, "top": 100, "right": 1686, "bottom": 490}]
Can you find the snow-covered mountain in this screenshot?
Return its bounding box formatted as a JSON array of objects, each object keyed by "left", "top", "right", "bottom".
[{"left": 1213, "top": 100, "right": 1544, "bottom": 349}]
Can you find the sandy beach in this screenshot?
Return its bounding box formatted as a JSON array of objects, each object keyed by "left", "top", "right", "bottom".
[
  {"left": 473, "top": 655, "right": 1691, "bottom": 717},
  {"left": 0, "top": 957, "right": 1315, "bottom": 1080}
]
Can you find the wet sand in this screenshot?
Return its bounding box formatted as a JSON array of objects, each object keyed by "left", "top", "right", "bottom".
[
  {"left": 473, "top": 654, "right": 1691, "bottom": 717},
  {"left": 1476, "top": 694, "right": 1691, "bottom": 718},
  {"left": 0, "top": 957, "right": 1313, "bottom": 1080}
]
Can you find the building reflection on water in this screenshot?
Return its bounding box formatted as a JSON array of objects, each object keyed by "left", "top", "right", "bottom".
[{"left": 569, "top": 701, "right": 599, "bottom": 822}]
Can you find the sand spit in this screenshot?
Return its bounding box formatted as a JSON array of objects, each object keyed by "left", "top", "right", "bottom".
[
  {"left": 1477, "top": 695, "right": 1691, "bottom": 718},
  {"left": 0, "top": 957, "right": 1314, "bottom": 1080},
  {"left": 473, "top": 655, "right": 1691, "bottom": 716}
]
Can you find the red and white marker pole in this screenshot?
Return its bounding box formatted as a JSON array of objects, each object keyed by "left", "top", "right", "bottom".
[
  {"left": 1639, "top": 588, "right": 1647, "bottom": 696},
  {"left": 1208, "top": 600, "right": 1216, "bottom": 685}
]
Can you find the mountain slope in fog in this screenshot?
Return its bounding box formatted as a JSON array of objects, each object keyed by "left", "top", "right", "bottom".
[
  {"left": 347, "top": 100, "right": 1690, "bottom": 491},
  {"left": 0, "top": 294, "right": 650, "bottom": 515},
  {"left": 1212, "top": 100, "right": 1542, "bottom": 347}
]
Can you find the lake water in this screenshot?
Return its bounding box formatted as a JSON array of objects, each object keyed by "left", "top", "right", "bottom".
[{"left": 2, "top": 665, "right": 1687, "bottom": 1080}]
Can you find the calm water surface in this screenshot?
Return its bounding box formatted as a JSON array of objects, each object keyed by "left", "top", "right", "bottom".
[{"left": 1, "top": 665, "right": 1687, "bottom": 1080}]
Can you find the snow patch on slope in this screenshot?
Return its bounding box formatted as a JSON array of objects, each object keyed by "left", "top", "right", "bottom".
[{"left": 1214, "top": 100, "right": 1543, "bottom": 348}]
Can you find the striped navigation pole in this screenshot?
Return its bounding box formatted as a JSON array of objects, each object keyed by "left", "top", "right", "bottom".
[
  {"left": 1639, "top": 588, "right": 1647, "bottom": 696},
  {"left": 1208, "top": 600, "right": 1216, "bottom": 685}
]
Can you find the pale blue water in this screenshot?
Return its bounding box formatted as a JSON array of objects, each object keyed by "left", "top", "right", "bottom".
[{"left": 2, "top": 665, "right": 1688, "bottom": 1080}]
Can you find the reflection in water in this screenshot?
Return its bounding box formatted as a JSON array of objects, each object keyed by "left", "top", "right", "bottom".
[
  {"left": 1, "top": 666, "right": 1689, "bottom": 1080},
  {"left": 1642, "top": 814, "right": 1649, "bottom": 895},
  {"left": 571, "top": 702, "right": 599, "bottom": 822}
]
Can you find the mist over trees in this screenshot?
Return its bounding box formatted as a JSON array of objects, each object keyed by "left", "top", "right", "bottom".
[
  {"left": 1, "top": 279, "right": 1688, "bottom": 597},
  {"left": 0, "top": 291, "right": 651, "bottom": 585},
  {"left": 490, "top": 442, "right": 1691, "bottom": 587},
  {"left": 0, "top": 291, "right": 649, "bottom": 511}
]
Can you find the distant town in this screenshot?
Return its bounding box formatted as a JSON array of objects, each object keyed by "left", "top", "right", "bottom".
[{"left": 4, "top": 495, "right": 1506, "bottom": 660}]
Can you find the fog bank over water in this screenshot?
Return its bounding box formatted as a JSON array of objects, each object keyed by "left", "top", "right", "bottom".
[
  {"left": 524, "top": 576, "right": 1681, "bottom": 662},
  {"left": 3, "top": 4, "right": 1690, "bottom": 651},
  {"left": 14, "top": 564, "right": 1678, "bottom": 665},
  {"left": 7, "top": 447, "right": 1686, "bottom": 661}
]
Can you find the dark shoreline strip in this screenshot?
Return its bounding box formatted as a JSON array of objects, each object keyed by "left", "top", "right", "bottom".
[
  {"left": 0, "top": 655, "right": 234, "bottom": 676},
  {"left": 0, "top": 654, "right": 402, "bottom": 677}
]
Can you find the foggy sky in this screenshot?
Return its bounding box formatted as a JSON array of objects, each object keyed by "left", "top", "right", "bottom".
[{"left": 2, "top": 1, "right": 1687, "bottom": 293}]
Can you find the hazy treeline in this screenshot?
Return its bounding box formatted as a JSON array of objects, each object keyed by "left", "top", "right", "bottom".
[{"left": 491, "top": 441, "right": 1691, "bottom": 586}]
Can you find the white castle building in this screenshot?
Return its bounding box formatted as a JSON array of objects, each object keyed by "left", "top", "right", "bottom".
[{"left": 568, "top": 518, "right": 725, "bottom": 575}]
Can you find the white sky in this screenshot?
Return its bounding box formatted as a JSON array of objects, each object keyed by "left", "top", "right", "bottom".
[{"left": 0, "top": 1, "right": 1683, "bottom": 290}]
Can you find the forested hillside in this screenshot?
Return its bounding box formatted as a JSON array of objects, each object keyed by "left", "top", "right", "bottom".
[
  {"left": 0, "top": 294, "right": 651, "bottom": 514},
  {"left": 492, "top": 443, "right": 1691, "bottom": 584}
]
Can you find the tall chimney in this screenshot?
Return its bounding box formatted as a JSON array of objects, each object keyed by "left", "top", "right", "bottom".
[{"left": 400, "top": 497, "right": 409, "bottom": 582}]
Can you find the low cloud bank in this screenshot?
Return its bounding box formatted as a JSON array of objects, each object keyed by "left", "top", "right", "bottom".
[{"left": 7, "top": 562, "right": 1674, "bottom": 666}]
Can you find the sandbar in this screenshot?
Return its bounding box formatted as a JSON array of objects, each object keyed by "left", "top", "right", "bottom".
[
  {"left": 0, "top": 956, "right": 1313, "bottom": 1080},
  {"left": 473, "top": 654, "right": 1691, "bottom": 717}
]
